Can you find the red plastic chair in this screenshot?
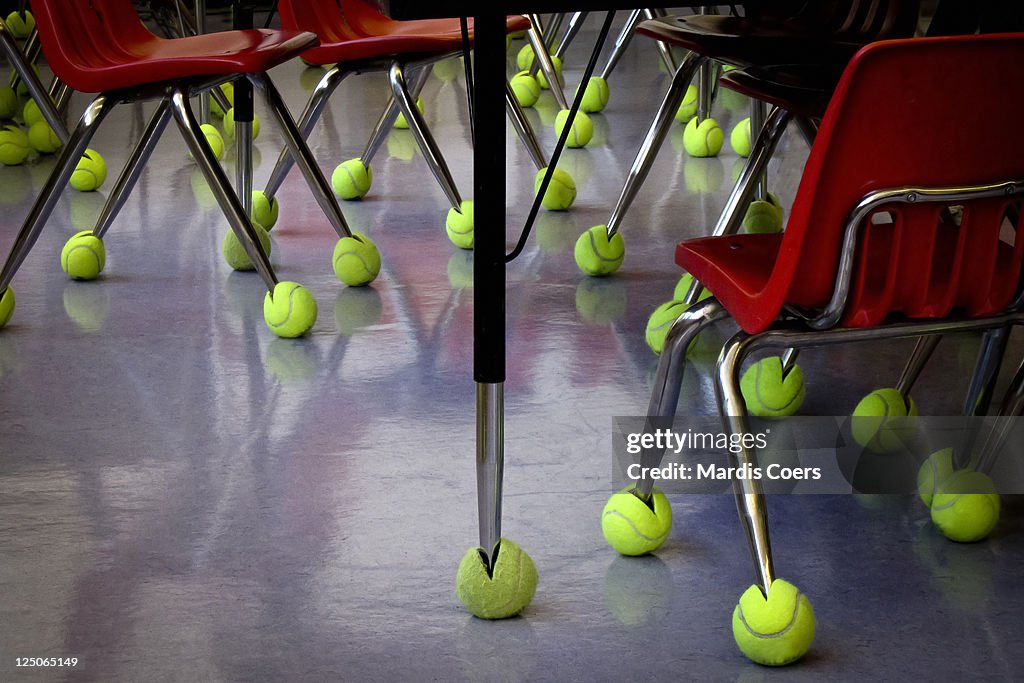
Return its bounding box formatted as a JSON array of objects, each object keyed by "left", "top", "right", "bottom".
[
  {"left": 620, "top": 33, "right": 1024, "bottom": 665},
  {"left": 0, "top": 0, "right": 373, "bottom": 338},
  {"left": 259, "top": 0, "right": 535, "bottom": 250}
]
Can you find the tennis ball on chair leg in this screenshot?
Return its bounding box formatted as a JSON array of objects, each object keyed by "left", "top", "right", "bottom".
[
  {"left": 0, "top": 124, "right": 31, "bottom": 166},
  {"left": 537, "top": 56, "right": 563, "bottom": 90},
  {"left": 189, "top": 124, "right": 224, "bottom": 161},
  {"left": 917, "top": 447, "right": 955, "bottom": 507},
  {"left": 578, "top": 76, "right": 610, "bottom": 113},
  {"left": 27, "top": 121, "right": 61, "bottom": 154},
  {"left": 741, "top": 357, "right": 805, "bottom": 418},
  {"left": 0, "top": 87, "right": 17, "bottom": 120},
  {"left": 22, "top": 99, "right": 44, "bottom": 127},
  {"left": 221, "top": 222, "right": 271, "bottom": 272},
  {"left": 60, "top": 230, "right": 106, "bottom": 280},
  {"left": 535, "top": 167, "right": 576, "bottom": 211},
  {"left": 394, "top": 97, "right": 424, "bottom": 129},
  {"left": 851, "top": 388, "right": 918, "bottom": 453},
  {"left": 0, "top": 287, "right": 14, "bottom": 328},
  {"left": 263, "top": 281, "right": 317, "bottom": 338},
  {"left": 332, "top": 233, "right": 381, "bottom": 286},
  {"left": 733, "top": 579, "right": 816, "bottom": 666},
  {"left": 930, "top": 470, "right": 1001, "bottom": 543},
  {"left": 674, "top": 85, "right": 698, "bottom": 124},
  {"left": 683, "top": 117, "right": 723, "bottom": 157},
  {"left": 456, "top": 538, "right": 538, "bottom": 619},
  {"left": 209, "top": 82, "right": 234, "bottom": 118},
  {"left": 5, "top": 11, "right": 35, "bottom": 39},
  {"left": 601, "top": 487, "right": 672, "bottom": 556},
  {"left": 70, "top": 149, "right": 108, "bottom": 192},
  {"left": 743, "top": 193, "right": 784, "bottom": 234},
  {"left": 730, "top": 117, "right": 752, "bottom": 157},
  {"left": 575, "top": 225, "right": 624, "bottom": 277},
  {"left": 555, "top": 110, "right": 593, "bottom": 148},
  {"left": 510, "top": 71, "right": 540, "bottom": 108},
  {"left": 446, "top": 200, "right": 475, "bottom": 250},
  {"left": 331, "top": 158, "right": 373, "bottom": 200},
  {"left": 645, "top": 294, "right": 711, "bottom": 355},
  {"left": 251, "top": 191, "right": 279, "bottom": 230}
]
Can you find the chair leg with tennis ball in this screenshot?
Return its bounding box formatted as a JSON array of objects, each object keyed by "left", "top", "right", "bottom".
[
  {"left": 575, "top": 51, "right": 703, "bottom": 276},
  {"left": 552, "top": 11, "right": 588, "bottom": 61},
  {"left": 455, "top": 382, "right": 539, "bottom": 620},
  {"left": 526, "top": 14, "right": 569, "bottom": 110}
]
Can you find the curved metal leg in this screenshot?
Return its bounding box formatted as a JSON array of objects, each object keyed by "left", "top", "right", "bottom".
[
  {"left": 506, "top": 82, "right": 547, "bottom": 171},
  {"left": 0, "top": 95, "right": 113, "bottom": 292},
  {"left": 263, "top": 67, "right": 349, "bottom": 200},
  {"left": 170, "top": 89, "right": 278, "bottom": 291},
  {"left": 362, "top": 65, "right": 431, "bottom": 167},
  {"left": 599, "top": 9, "right": 643, "bottom": 80},
  {"left": 605, "top": 52, "right": 704, "bottom": 237},
  {"left": 93, "top": 100, "right": 173, "bottom": 239},
  {"left": 251, "top": 73, "right": 354, "bottom": 240},
  {"left": 389, "top": 62, "right": 463, "bottom": 211}
]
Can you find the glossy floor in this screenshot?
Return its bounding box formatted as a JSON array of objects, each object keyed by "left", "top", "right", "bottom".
[{"left": 1, "top": 16, "right": 1022, "bottom": 682}]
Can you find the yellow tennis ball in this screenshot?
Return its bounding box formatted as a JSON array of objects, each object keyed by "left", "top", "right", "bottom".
[
  {"left": 578, "top": 76, "right": 609, "bottom": 113},
  {"left": 60, "top": 230, "right": 105, "bottom": 280},
  {"left": 851, "top": 388, "right": 918, "bottom": 454},
  {"left": 221, "top": 222, "right": 271, "bottom": 271},
  {"left": 930, "top": 470, "right": 1000, "bottom": 543},
  {"left": 535, "top": 167, "right": 576, "bottom": 211},
  {"left": 0, "top": 86, "right": 17, "bottom": 120},
  {"left": 27, "top": 121, "right": 61, "bottom": 154},
  {"left": 673, "top": 271, "right": 709, "bottom": 302},
  {"left": 602, "top": 487, "right": 672, "bottom": 556},
  {"left": 730, "top": 117, "right": 752, "bottom": 157},
  {"left": 394, "top": 97, "right": 424, "bottom": 129},
  {"left": 741, "top": 356, "right": 805, "bottom": 418},
  {"left": 22, "top": 98, "right": 43, "bottom": 127},
  {"left": 456, "top": 537, "right": 538, "bottom": 619},
  {"left": 510, "top": 71, "right": 540, "bottom": 108},
  {"left": 742, "top": 194, "right": 784, "bottom": 234},
  {"left": 332, "top": 233, "right": 381, "bottom": 286},
  {"left": 263, "top": 281, "right": 317, "bottom": 338},
  {"left": 188, "top": 123, "right": 224, "bottom": 161},
  {"left": 732, "top": 579, "right": 816, "bottom": 666},
  {"left": 446, "top": 199, "right": 475, "bottom": 249},
  {"left": 674, "top": 85, "right": 698, "bottom": 123},
  {"left": 917, "top": 447, "right": 955, "bottom": 507},
  {"left": 683, "top": 117, "right": 723, "bottom": 157},
  {"left": 331, "top": 158, "right": 373, "bottom": 200},
  {"left": 0, "top": 286, "right": 14, "bottom": 328},
  {"left": 645, "top": 291, "right": 712, "bottom": 355},
  {"left": 209, "top": 82, "right": 234, "bottom": 118},
  {"left": 516, "top": 44, "right": 536, "bottom": 72},
  {"left": 554, "top": 109, "right": 593, "bottom": 148},
  {"left": 250, "top": 191, "right": 279, "bottom": 231},
  {"left": 0, "top": 124, "right": 30, "bottom": 166},
  {"left": 536, "top": 56, "right": 563, "bottom": 90},
  {"left": 432, "top": 58, "right": 461, "bottom": 82},
  {"left": 5, "top": 11, "right": 35, "bottom": 38},
  {"left": 221, "top": 108, "right": 261, "bottom": 141},
  {"left": 575, "top": 225, "right": 624, "bottom": 276},
  {"left": 70, "top": 149, "right": 107, "bottom": 192}
]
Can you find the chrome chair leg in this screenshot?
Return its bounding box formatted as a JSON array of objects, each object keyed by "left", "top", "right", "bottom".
[
  {"left": 553, "top": 11, "right": 588, "bottom": 61},
  {"left": 973, "top": 352, "right": 1024, "bottom": 474},
  {"left": 476, "top": 382, "right": 504, "bottom": 567},
  {"left": 642, "top": 9, "right": 677, "bottom": 74},
  {"left": 542, "top": 12, "right": 565, "bottom": 49},
  {"left": 251, "top": 73, "right": 354, "bottom": 240},
  {"left": 894, "top": 335, "right": 942, "bottom": 403},
  {"left": 964, "top": 326, "right": 1011, "bottom": 416},
  {"left": 363, "top": 65, "right": 430, "bottom": 168},
  {"left": 0, "top": 24, "right": 69, "bottom": 143},
  {"left": 605, "top": 51, "right": 704, "bottom": 238},
  {"left": 6, "top": 23, "right": 39, "bottom": 90},
  {"left": 262, "top": 67, "right": 349, "bottom": 200},
  {"left": 170, "top": 89, "right": 277, "bottom": 291},
  {"left": 233, "top": 79, "right": 255, "bottom": 218},
  {"left": 506, "top": 82, "right": 547, "bottom": 171},
  {"left": 749, "top": 99, "right": 769, "bottom": 200},
  {"left": 389, "top": 62, "right": 463, "bottom": 211},
  {"left": 795, "top": 117, "right": 819, "bottom": 149},
  {"left": 599, "top": 9, "right": 643, "bottom": 80},
  {"left": 527, "top": 14, "right": 569, "bottom": 110},
  {"left": 92, "top": 101, "right": 173, "bottom": 239},
  {"left": 0, "top": 95, "right": 113, "bottom": 293}
]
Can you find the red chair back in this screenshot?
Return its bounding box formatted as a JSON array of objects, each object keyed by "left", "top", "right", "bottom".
[{"left": 683, "top": 34, "right": 1024, "bottom": 332}]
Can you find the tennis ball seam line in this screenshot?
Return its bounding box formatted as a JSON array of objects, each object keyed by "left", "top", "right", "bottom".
[
  {"left": 753, "top": 361, "right": 802, "bottom": 412},
  {"left": 587, "top": 231, "right": 621, "bottom": 263},
  {"left": 267, "top": 287, "right": 299, "bottom": 329},
  {"left": 736, "top": 591, "right": 804, "bottom": 638},
  {"left": 602, "top": 510, "right": 668, "bottom": 542},
  {"left": 63, "top": 245, "right": 102, "bottom": 273},
  {"left": 334, "top": 250, "right": 374, "bottom": 274}
]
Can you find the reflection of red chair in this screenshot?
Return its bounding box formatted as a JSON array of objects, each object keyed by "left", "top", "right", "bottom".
[
  {"left": 261, "top": 0, "right": 532, "bottom": 249},
  {"left": 617, "top": 34, "right": 1024, "bottom": 665},
  {"left": 0, "top": 0, "right": 367, "bottom": 338}
]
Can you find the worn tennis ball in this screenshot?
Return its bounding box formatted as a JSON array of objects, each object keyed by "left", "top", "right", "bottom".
[
  {"left": 930, "top": 470, "right": 1000, "bottom": 543},
  {"left": 917, "top": 448, "right": 956, "bottom": 507},
  {"left": 394, "top": 97, "right": 424, "bottom": 129},
  {"left": 645, "top": 298, "right": 705, "bottom": 355},
  {"left": 446, "top": 200, "right": 475, "bottom": 249},
  {"left": 5, "top": 11, "right": 35, "bottom": 38},
  {"left": 332, "top": 233, "right": 381, "bottom": 286},
  {"left": 263, "top": 281, "right": 317, "bottom": 338},
  {"left": 578, "top": 76, "right": 610, "bottom": 113},
  {"left": 516, "top": 44, "right": 536, "bottom": 71},
  {"left": 22, "top": 98, "right": 43, "bottom": 126},
  {"left": 575, "top": 225, "right": 624, "bottom": 276},
  {"left": 221, "top": 222, "right": 271, "bottom": 271},
  {"left": 732, "top": 579, "right": 815, "bottom": 666},
  {"left": 674, "top": 85, "right": 698, "bottom": 123},
  {"left": 535, "top": 167, "right": 576, "bottom": 211},
  {"left": 0, "top": 286, "right": 13, "bottom": 328},
  {"left": 536, "top": 56, "right": 563, "bottom": 90},
  {"left": 251, "top": 191, "right": 279, "bottom": 230},
  {"left": 70, "top": 149, "right": 107, "bottom": 192},
  {"left": 456, "top": 538, "right": 538, "bottom": 619},
  {"left": 602, "top": 487, "right": 672, "bottom": 556},
  {"left": 741, "top": 356, "right": 805, "bottom": 418},
  {"left": 222, "top": 108, "right": 261, "bottom": 141},
  {"left": 683, "top": 117, "right": 723, "bottom": 157},
  {"left": 0, "top": 86, "right": 17, "bottom": 120},
  {"left": 60, "top": 230, "right": 105, "bottom": 280},
  {"left": 209, "top": 82, "right": 235, "bottom": 118},
  {"left": 851, "top": 388, "right": 918, "bottom": 454},
  {"left": 510, "top": 71, "right": 541, "bottom": 108},
  {"left": 188, "top": 123, "right": 224, "bottom": 161},
  {"left": 743, "top": 193, "right": 784, "bottom": 234},
  {"left": 0, "top": 124, "right": 30, "bottom": 165},
  {"left": 331, "top": 158, "right": 373, "bottom": 200},
  {"left": 27, "top": 121, "right": 60, "bottom": 154},
  {"left": 555, "top": 109, "right": 593, "bottom": 148},
  {"left": 730, "top": 117, "right": 752, "bottom": 157}
]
